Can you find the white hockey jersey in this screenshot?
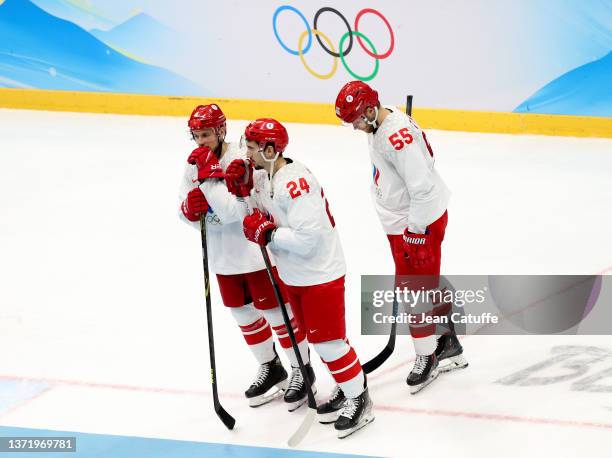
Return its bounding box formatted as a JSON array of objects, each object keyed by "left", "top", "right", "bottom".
[
  {"left": 369, "top": 108, "right": 450, "bottom": 235},
  {"left": 251, "top": 159, "right": 346, "bottom": 287},
  {"left": 178, "top": 142, "right": 266, "bottom": 275}
]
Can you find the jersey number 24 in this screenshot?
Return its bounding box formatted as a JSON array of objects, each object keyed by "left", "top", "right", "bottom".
[{"left": 286, "top": 178, "right": 335, "bottom": 228}]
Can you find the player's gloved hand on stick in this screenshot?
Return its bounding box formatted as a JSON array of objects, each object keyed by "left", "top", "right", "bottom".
[
  {"left": 225, "top": 159, "right": 254, "bottom": 197},
  {"left": 188, "top": 146, "right": 223, "bottom": 183},
  {"left": 402, "top": 227, "right": 435, "bottom": 268},
  {"left": 243, "top": 209, "right": 276, "bottom": 246},
  {"left": 181, "top": 187, "right": 209, "bottom": 222}
]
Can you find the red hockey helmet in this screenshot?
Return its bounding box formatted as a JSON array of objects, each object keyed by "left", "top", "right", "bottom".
[
  {"left": 244, "top": 118, "right": 289, "bottom": 154},
  {"left": 335, "top": 81, "right": 379, "bottom": 123},
  {"left": 188, "top": 104, "right": 226, "bottom": 130}
]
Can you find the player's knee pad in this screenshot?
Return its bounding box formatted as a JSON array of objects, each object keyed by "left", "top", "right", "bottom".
[{"left": 230, "top": 302, "right": 264, "bottom": 327}]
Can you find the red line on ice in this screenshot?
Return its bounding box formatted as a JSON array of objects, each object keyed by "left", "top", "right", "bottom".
[
  {"left": 0, "top": 385, "right": 54, "bottom": 420},
  {"left": 1, "top": 373, "right": 611, "bottom": 431}
]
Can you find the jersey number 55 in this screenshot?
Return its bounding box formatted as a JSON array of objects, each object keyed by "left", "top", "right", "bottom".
[{"left": 389, "top": 127, "right": 434, "bottom": 158}]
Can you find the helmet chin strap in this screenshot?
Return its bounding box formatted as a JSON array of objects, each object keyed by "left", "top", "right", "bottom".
[
  {"left": 260, "top": 146, "right": 280, "bottom": 197},
  {"left": 365, "top": 106, "right": 379, "bottom": 129},
  {"left": 214, "top": 127, "right": 226, "bottom": 157}
]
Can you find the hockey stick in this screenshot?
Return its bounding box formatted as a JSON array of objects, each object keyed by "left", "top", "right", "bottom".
[
  {"left": 362, "top": 296, "right": 398, "bottom": 374},
  {"left": 362, "top": 95, "right": 413, "bottom": 374},
  {"left": 259, "top": 245, "right": 317, "bottom": 447},
  {"left": 238, "top": 196, "right": 317, "bottom": 447},
  {"left": 199, "top": 215, "right": 236, "bottom": 430},
  {"left": 406, "top": 94, "right": 413, "bottom": 117}
]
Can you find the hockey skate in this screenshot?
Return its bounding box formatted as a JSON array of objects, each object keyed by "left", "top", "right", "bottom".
[
  {"left": 334, "top": 388, "right": 374, "bottom": 439},
  {"left": 435, "top": 333, "right": 468, "bottom": 373},
  {"left": 316, "top": 385, "right": 345, "bottom": 424},
  {"left": 406, "top": 353, "right": 439, "bottom": 394},
  {"left": 284, "top": 363, "right": 316, "bottom": 412},
  {"left": 245, "top": 354, "right": 288, "bottom": 407}
]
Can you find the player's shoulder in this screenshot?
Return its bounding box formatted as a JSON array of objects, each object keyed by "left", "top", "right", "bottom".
[
  {"left": 378, "top": 108, "right": 412, "bottom": 135},
  {"left": 279, "top": 160, "right": 319, "bottom": 184},
  {"left": 374, "top": 108, "right": 420, "bottom": 154},
  {"left": 274, "top": 159, "right": 320, "bottom": 201}
]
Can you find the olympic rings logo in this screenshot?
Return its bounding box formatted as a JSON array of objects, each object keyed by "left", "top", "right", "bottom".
[{"left": 272, "top": 6, "right": 394, "bottom": 81}]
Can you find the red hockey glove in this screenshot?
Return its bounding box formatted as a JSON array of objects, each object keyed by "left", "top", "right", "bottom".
[
  {"left": 225, "top": 159, "right": 254, "bottom": 197},
  {"left": 181, "top": 187, "right": 209, "bottom": 222},
  {"left": 187, "top": 146, "right": 223, "bottom": 183},
  {"left": 243, "top": 209, "right": 276, "bottom": 246},
  {"left": 402, "top": 228, "right": 435, "bottom": 268}
]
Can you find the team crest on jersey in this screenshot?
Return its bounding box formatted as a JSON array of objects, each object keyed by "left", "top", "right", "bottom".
[
  {"left": 372, "top": 164, "right": 380, "bottom": 186},
  {"left": 372, "top": 164, "right": 382, "bottom": 198}
]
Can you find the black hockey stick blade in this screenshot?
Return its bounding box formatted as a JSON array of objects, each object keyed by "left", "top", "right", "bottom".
[
  {"left": 362, "top": 336, "right": 394, "bottom": 373},
  {"left": 215, "top": 402, "right": 236, "bottom": 430},
  {"left": 362, "top": 326, "right": 396, "bottom": 373},
  {"left": 363, "top": 298, "right": 398, "bottom": 374}
]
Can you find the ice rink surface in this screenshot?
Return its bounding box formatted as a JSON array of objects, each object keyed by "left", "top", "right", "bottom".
[{"left": 0, "top": 108, "right": 611, "bottom": 457}]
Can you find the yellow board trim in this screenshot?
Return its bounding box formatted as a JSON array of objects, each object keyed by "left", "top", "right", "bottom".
[{"left": 1, "top": 88, "right": 611, "bottom": 138}]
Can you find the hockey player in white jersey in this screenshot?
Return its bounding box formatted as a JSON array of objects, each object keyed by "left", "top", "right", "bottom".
[
  {"left": 335, "top": 81, "right": 468, "bottom": 394},
  {"left": 178, "top": 104, "right": 313, "bottom": 410},
  {"left": 224, "top": 118, "right": 374, "bottom": 438}
]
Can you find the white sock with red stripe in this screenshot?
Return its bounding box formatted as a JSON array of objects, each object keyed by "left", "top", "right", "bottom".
[
  {"left": 262, "top": 306, "right": 309, "bottom": 367},
  {"left": 314, "top": 339, "right": 365, "bottom": 399},
  {"left": 231, "top": 303, "right": 275, "bottom": 364},
  {"left": 410, "top": 300, "right": 437, "bottom": 355}
]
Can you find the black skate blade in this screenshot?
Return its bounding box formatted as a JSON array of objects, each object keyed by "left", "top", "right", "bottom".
[
  {"left": 337, "top": 413, "right": 375, "bottom": 439},
  {"left": 409, "top": 369, "right": 440, "bottom": 395},
  {"left": 288, "top": 407, "right": 316, "bottom": 447}
]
